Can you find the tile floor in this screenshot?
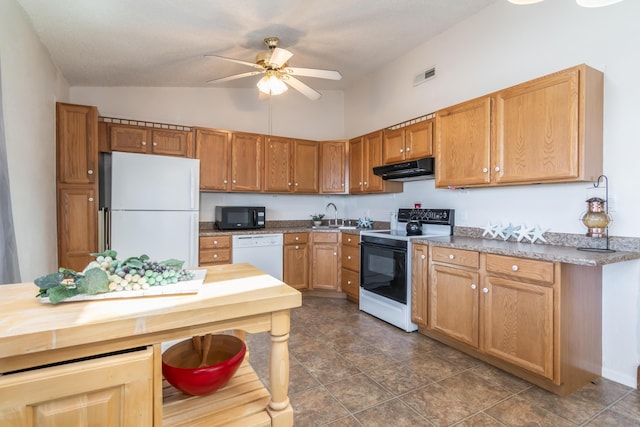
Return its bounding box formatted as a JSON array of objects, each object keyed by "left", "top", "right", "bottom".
[{"left": 245, "top": 297, "right": 640, "bottom": 427}]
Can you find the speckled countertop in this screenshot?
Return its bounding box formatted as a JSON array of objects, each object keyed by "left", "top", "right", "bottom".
[{"left": 199, "top": 221, "right": 640, "bottom": 267}]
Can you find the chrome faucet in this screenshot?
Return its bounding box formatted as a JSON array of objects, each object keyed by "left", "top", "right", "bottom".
[{"left": 326, "top": 202, "right": 338, "bottom": 226}]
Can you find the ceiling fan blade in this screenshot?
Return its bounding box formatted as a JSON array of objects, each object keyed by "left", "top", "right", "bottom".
[
  {"left": 207, "top": 71, "right": 263, "bottom": 84},
  {"left": 205, "top": 54, "right": 264, "bottom": 70},
  {"left": 269, "top": 48, "right": 294, "bottom": 68},
  {"left": 285, "top": 67, "right": 342, "bottom": 80},
  {"left": 283, "top": 76, "right": 322, "bottom": 100}
]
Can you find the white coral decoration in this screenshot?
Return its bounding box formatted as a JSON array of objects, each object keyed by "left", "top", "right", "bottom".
[{"left": 483, "top": 222, "right": 548, "bottom": 243}]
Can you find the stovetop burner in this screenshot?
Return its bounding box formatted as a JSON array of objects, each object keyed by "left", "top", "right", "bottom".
[{"left": 360, "top": 208, "right": 455, "bottom": 241}]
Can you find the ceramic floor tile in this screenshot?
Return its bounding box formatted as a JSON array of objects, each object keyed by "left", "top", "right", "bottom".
[
  {"left": 610, "top": 391, "right": 640, "bottom": 421},
  {"left": 438, "top": 369, "right": 512, "bottom": 409},
  {"left": 452, "top": 412, "right": 507, "bottom": 426},
  {"left": 353, "top": 398, "right": 433, "bottom": 427},
  {"left": 403, "top": 351, "right": 466, "bottom": 381},
  {"left": 290, "top": 386, "right": 350, "bottom": 427},
  {"left": 517, "top": 385, "right": 611, "bottom": 425},
  {"left": 400, "top": 382, "right": 482, "bottom": 426},
  {"left": 364, "top": 359, "right": 434, "bottom": 395},
  {"left": 467, "top": 363, "right": 533, "bottom": 395},
  {"left": 484, "top": 395, "right": 576, "bottom": 427},
  {"left": 289, "top": 362, "right": 321, "bottom": 396},
  {"left": 325, "top": 373, "right": 394, "bottom": 413},
  {"left": 296, "top": 349, "right": 361, "bottom": 384},
  {"left": 323, "top": 415, "right": 364, "bottom": 426},
  {"left": 583, "top": 409, "right": 640, "bottom": 427},
  {"left": 339, "top": 347, "right": 400, "bottom": 374}
]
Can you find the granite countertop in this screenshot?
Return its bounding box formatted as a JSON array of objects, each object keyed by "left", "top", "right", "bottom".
[
  {"left": 198, "top": 222, "right": 640, "bottom": 267},
  {"left": 416, "top": 235, "right": 640, "bottom": 267}
]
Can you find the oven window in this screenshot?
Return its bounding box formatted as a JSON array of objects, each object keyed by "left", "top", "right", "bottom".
[{"left": 360, "top": 242, "right": 407, "bottom": 304}]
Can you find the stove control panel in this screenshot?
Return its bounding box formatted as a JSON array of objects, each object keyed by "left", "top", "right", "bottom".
[{"left": 397, "top": 208, "right": 455, "bottom": 226}]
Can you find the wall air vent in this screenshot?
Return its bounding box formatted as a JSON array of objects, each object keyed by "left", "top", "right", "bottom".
[{"left": 413, "top": 66, "right": 436, "bottom": 86}]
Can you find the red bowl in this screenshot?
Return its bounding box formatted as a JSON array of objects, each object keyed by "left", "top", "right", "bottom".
[{"left": 162, "top": 334, "right": 246, "bottom": 396}]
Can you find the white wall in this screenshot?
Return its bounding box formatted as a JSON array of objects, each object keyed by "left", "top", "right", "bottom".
[
  {"left": 1, "top": 0, "right": 70, "bottom": 281},
  {"left": 344, "top": 0, "right": 640, "bottom": 388}
]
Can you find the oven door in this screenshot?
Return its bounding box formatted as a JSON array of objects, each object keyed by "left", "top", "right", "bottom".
[{"left": 360, "top": 238, "right": 408, "bottom": 304}]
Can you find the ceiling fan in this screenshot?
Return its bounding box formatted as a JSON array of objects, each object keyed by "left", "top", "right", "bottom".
[{"left": 205, "top": 37, "right": 342, "bottom": 100}]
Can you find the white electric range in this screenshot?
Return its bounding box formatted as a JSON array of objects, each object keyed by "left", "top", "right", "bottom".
[{"left": 359, "top": 208, "right": 455, "bottom": 332}]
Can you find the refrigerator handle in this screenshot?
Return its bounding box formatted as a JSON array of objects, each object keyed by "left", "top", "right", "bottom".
[
  {"left": 189, "top": 213, "right": 198, "bottom": 268},
  {"left": 98, "top": 208, "right": 111, "bottom": 251}
]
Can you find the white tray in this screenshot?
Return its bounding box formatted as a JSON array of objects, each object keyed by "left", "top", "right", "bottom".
[{"left": 40, "top": 269, "right": 207, "bottom": 304}]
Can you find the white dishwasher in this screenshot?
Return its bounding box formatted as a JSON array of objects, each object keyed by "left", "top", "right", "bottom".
[{"left": 232, "top": 234, "right": 284, "bottom": 280}]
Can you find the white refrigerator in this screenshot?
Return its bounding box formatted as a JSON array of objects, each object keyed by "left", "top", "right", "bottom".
[{"left": 101, "top": 152, "right": 200, "bottom": 268}]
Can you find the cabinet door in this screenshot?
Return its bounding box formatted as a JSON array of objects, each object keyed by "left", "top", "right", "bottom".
[
  {"left": 56, "top": 103, "right": 98, "bottom": 185},
  {"left": 0, "top": 347, "right": 153, "bottom": 426},
  {"left": 293, "top": 140, "right": 319, "bottom": 193},
  {"left": 348, "top": 137, "right": 364, "bottom": 193},
  {"left": 284, "top": 243, "right": 309, "bottom": 290},
  {"left": 435, "top": 97, "right": 492, "bottom": 188},
  {"left": 150, "top": 129, "right": 191, "bottom": 157},
  {"left": 109, "top": 124, "right": 149, "bottom": 153},
  {"left": 363, "top": 131, "right": 385, "bottom": 192},
  {"left": 429, "top": 264, "right": 479, "bottom": 348},
  {"left": 196, "top": 128, "right": 231, "bottom": 191},
  {"left": 320, "top": 141, "right": 347, "bottom": 194},
  {"left": 411, "top": 244, "right": 429, "bottom": 327},
  {"left": 341, "top": 268, "right": 359, "bottom": 301},
  {"left": 57, "top": 186, "right": 97, "bottom": 271},
  {"left": 264, "top": 136, "right": 292, "bottom": 192},
  {"left": 483, "top": 276, "right": 554, "bottom": 380},
  {"left": 230, "top": 132, "right": 263, "bottom": 192},
  {"left": 494, "top": 67, "right": 580, "bottom": 184},
  {"left": 311, "top": 242, "right": 339, "bottom": 290},
  {"left": 382, "top": 128, "right": 405, "bottom": 164},
  {"left": 405, "top": 119, "right": 434, "bottom": 160}
]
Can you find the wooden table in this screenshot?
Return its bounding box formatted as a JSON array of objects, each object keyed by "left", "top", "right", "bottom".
[{"left": 0, "top": 263, "right": 301, "bottom": 426}]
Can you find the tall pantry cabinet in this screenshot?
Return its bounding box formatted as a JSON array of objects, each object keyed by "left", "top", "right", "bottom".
[{"left": 56, "top": 103, "right": 99, "bottom": 271}]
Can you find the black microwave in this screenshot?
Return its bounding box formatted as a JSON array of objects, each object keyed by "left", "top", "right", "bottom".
[{"left": 215, "top": 206, "right": 265, "bottom": 230}]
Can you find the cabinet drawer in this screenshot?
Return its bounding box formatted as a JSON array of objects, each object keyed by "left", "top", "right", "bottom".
[
  {"left": 199, "top": 235, "right": 231, "bottom": 249},
  {"left": 486, "top": 254, "right": 554, "bottom": 285},
  {"left": 341, "top": 245, "right": 360, "bottom": 271},
  {"left": 312, "top": 232, "right": 339, "bottom": 243},
  {"left": 341, "top": 268, "right": 359, "bottom": 298},
  {"left": 342, "top": 233, "right": 360, "bottom": 247},
  {"left": 431, "top": 247, "right": 479, "bottom": 268},
  {"left": 284, "top": 233, "right": 309, "bottom": 244},
  {"left": 199, "top": 249, "right": 231, "bottom": 265}
]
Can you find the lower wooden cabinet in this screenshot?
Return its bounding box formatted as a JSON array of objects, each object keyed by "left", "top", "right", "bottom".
[
  {"left": 341, "top": 233, "right": 360, "bottom": 302},
  {"left": 310, "top": 232, "right": 340, "bottom": 291},
  {"left": 283, "top": 233, "right": 309, "bottom": 290},
  {"left": 410, "top": 243, "right": 429, "bottom": 327},
  {"left": 198, "top": 235, "right": 232, "bottom": 266},
  {"left": 0, "top": 347, "right": 153, "bottom": 426},
  {"left": 57, "top": 185, "right": 98, "bottom": 272}
]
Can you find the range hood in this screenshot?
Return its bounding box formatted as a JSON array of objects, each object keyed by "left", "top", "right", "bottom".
[{"left": 372, "top": 157, "right": 435, "bottom": 182}]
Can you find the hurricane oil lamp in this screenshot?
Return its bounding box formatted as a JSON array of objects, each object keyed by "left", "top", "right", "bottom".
[{"left": 581, "top": 197, "right": 611, "bottom": 237}]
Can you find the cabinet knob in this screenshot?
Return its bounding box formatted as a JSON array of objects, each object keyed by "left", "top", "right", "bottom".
[
  {"left": 141, "top": 141, "right": 146, "bottom": 146},
  {"left": 449, "top": 254, "right": 455, "bottom": 260},
  {"left": 153, "top": 142, "right": 158, "bottom": 146},
  {"left": 333, "top": 252, "right": 337, "bottom": 256},
  {"left": 406, "top": 147, "right": 411, "bottom": 152},
  {"left": 482, "top": 287, "right": 489, "bottom": 294},
  {"left": 421, "top": 254, "right": 426, "bottom": 260},
  {"left": 347, "top": 237, "right": 352, "bottom": 243},
  {"left": 295, "top": 236, "right": 299, "bottom": 241},
  {"left": 400, "top": 148, "right": 404, "bottom": 153},
  {"left": 347, "top": 280, "right": 352, "bottom": 285},
  {"left": 213, "top": 240, "right": 218, "bottom": 245},
  {"left": 347, "top": 255, "right": 351, "bottom": 260},
  {"left": 363, "top": 181, "right": 368, "bottom": 185},
  {"left": 295, "top": 245, "right": 299, "bottom": 250},
  {"left": 223, "top": 179, "right": 228, "bottom": 184},
  {"left": 88, "top": 197, "right": 94, "bottom": 202},
  {"left": 512, "top": 265, "right": 519, "bottom": 271},
  {"left": 471, "top": 284, "right": 477, "bottom": 290},
  {"left": 232, "top": 180, "right": 237, "bottom": 184},
  {"left": 494, "top": 166, "right": 501, "bottom": 172},
  {"left": 87, "top": 169, "right": 94, "bottom": 175},
  {"left": 482, "top": 167, "right": 488, "bottom": 173},
  {"left": 213, "top": 254, "right": 218, "bottom": 259},
  {"left": 288, "top": 182, "right": 292, "bottom": 186},
  {"left": 295, "top": 182, "right": 299, "bottom": 187}
]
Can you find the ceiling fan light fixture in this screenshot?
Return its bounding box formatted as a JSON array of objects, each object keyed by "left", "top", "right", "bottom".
[
  {"left": 257, "top": 71, "right": 288, "bottom": 96},
  {"left": 576, "top": 0, "right": 623, "bottom": 7},
  {"left": 507, "top": 0, "right": 543, "bottom": 4}
]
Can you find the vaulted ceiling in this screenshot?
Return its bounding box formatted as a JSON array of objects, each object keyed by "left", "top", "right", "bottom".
[{"left": 17, "top": 0, "right": 497, "bottom": 91}]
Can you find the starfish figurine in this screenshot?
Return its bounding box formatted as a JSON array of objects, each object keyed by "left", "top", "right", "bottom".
[
  {"left": 530, "top": 224, "right": 549, "bottom": 243},
  {"left": 503, "top": 223, "right": 521, "bottom": 241},
  {"left": 482, "top": 221, "right": 497, "bottom": 238},
  {"left": 494, "top": 222, "right": 506, "bottom": 240},
  {"left": 516, "top": 224, "right": 533, "bottom": 242}
]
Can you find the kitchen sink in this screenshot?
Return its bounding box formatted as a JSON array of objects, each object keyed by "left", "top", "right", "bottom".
[{"left": 311, "top": 225, "right": 358, "bottom": 230}]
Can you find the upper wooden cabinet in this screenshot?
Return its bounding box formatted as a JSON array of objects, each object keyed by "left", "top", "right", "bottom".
[
  {"left": 382, "top": 119, "right": 434, "bottom": 165},
  {"left": 230, "top": 131, "right": 263, "bottom": 192},
  {"left": 435, "top": 64, "right": 603, "bottom": 188},
  {"left": 264, "top": 137, "right": 319, "bottom": 193},
  {"left": 109, "top": 123, "right": 193, "bottom": 158},
  {"left": 349, "top": 131, "right": 403, "bottom": 194},
  {"left": 320, "top": 140, "right": 347, "bottom": 194},
  {"left": 56, "top": 103, "right": 98, "bottom": 185},
  {"left": 195, "top": 128, "right": 231, "bottom": 191}
]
